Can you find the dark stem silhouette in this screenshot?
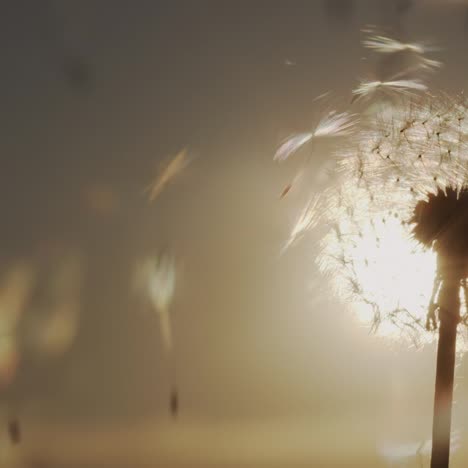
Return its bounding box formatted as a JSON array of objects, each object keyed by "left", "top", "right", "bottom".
[
  {"left": 412, "top": 187, "right": 468, "bottom": 467},
  {"left": 431, "top": 276, "right": 459, "bottom": 468}
]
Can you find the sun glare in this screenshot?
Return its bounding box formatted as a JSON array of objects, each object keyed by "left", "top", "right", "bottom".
[
  {"left": 318, "top": 196, "right": 440, "bottom": 343},
  {"left": 348, "top": 217, "right": 437, "bottom": 338}
]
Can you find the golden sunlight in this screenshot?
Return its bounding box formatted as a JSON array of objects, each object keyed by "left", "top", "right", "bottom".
[{"left": 335, "top": 216, "right": 437, "bottom": 340}]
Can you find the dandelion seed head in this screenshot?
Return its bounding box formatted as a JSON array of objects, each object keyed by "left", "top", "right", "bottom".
[{"left": 317, "top": 95, "right": 468, "bottom": 345}]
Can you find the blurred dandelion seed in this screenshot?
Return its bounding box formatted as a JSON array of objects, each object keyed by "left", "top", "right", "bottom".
[
  {"left": 145, "top": 148, "right": 190, "bottom": 202},
  {"left": 351, "top": 79, "right": 427, "bottom": 103},
  {"left": 312, "top": 91, "right": 332, "bottom": 102},
  {"left": 314, "top": 111, "right": 357, "bottom": 137},
  {"left": 134, "top": 252, "right": 177, "bottom": 353},
  {"left": 274, "top": 111, "right": 357, "bottom": 161},
  {"left": 279, "top": 183, "right": 293, "bottom": 199},
  {"left": 275, "top": 133, "right": 313, "bottom": 162},
  {"left": 362, "top": 35, "right": 438, "bottom": 55},
  {"left": 419, "top": 57, "right": 443, "bottom": 71},
  {"left": 279, "top": 169, "right": 305, "bottom": 199},
  {"left": 134, "top": 251, "right": 179, "bottom": 418},
  {"left": 170, "top": 386, "right": 179, "bottom": 418},
  {"left": 361, "top": 31, "right": 443, "bottom": 81}
]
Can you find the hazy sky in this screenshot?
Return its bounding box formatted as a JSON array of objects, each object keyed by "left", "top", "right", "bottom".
[{"left": 3, "top": 1, "right": 468, "bottom": 467}]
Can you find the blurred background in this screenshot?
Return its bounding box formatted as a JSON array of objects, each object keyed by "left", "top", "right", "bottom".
[{"left": 2, "top": 0, "right": 468, "bottom": 466}]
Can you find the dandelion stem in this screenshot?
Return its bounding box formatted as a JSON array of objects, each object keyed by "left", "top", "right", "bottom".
[{"left": 431, "top": 276, "right": 460, "bottom": 468}]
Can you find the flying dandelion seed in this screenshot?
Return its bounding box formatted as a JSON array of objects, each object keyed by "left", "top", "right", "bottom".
[
  {"left": 312, "top": 91, "right": 332, "bottom": 102},
  {"left": 134, "top": 251, "right": 179, "bottom": 418},
  {"left": 169, "top": 386, "right": 179, "bottom": 418},
  {"left": 145, "top": 148, "right": 190, "bottom": 202},
  {"left": 0, "top": 262, "right": 35, "bottom": 449},
  {"left": 279, "top": 169, "right": 305, "bottom": 200},
  {"left": 275, "top": 133, "right": 314, "bottom": 162},
  {"left": 419, "top": 57, "right": 443, "bottom": 72},
  {"left": 361, "top": 31, "right": 443, "bottom": 82},
  {"left": 279, "top": 183, "right": 293, "bottom": 199},
  {"left": 274, "top": 111, "right": 357, "bottom": 161},
  {"left": 351, "top": 79, "right": 427, "bottom": 103},
  {"left": 311, "top": 94, "right": 468, "bottom": 467},
  {"left": 362, "top": 35, "right": 438, "bottom": 55},
  {"left": 135, "top": 253, "right": 176, "bottom": 351},
  {"left": 314, "top": 111, "right": 357, "bottom": 137},
  {"left": 279, "top": 182, "right": 294, "bottom": 200}
]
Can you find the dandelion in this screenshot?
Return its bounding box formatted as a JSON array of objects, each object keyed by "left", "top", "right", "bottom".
[
  {"left": 351, "top": 79, "right": 427, "bottom": 103},
  {"left": 274, "top": 111, "right": 357, "bottom": 161},
  {"left": 314, "top": 94, "right": 468, "bottom": 467}
]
